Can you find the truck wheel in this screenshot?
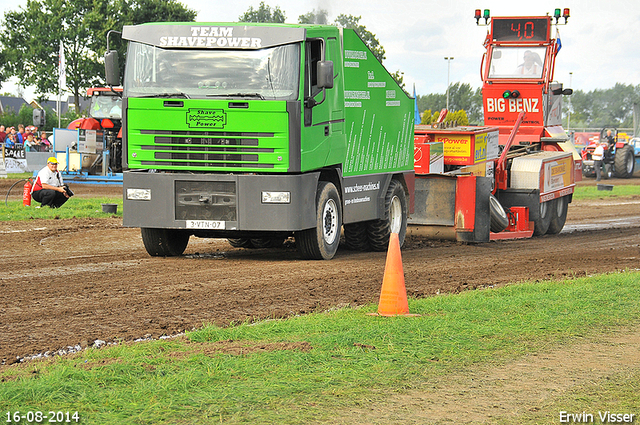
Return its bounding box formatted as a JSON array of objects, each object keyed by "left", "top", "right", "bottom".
[
  {"left": 547, "top": 196, "right": 569, "bottom": 235},
  {"left": 227, "top": 238, "right": 252, "bottom": 248},
  {"left": 489, "top": 195, "right": 509, "bottom": 233},
  {"left": 141, "top": 228, "right": 190, "bottom": 256},
  {"left": 344, "top": 222, "right": 370, "bottom": 251},
  {"left": 368, "top": 179, "right": 408, "bottom": 251},
  {"left": 532, "top": 199, "right": 553, "bottom": 236},
  {"left": 296, "top": 181, "right": 342, "bottom": 260},
  {"left": 250, "top": 238, "right": 286, "bottom": 248},
  {"left": 614, "top": 145, "right": 635, "bottom": 178}
]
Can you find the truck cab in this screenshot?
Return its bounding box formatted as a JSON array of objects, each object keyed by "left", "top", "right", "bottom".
[{"left": 105, "top": 23, "right": 415, "bottom": 260}]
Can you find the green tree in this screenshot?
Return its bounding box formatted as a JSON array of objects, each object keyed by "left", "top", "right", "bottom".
[
  {"left": 0, "top": 0, "right": 195, "bottom": 108},
  {"left": 123, "top": 0, "right": 195, "bottom": 23},
  {"left": 333, "top": 14, "right": 385, "bottom": 63},
  {"left": 239, "top": 1, "right": 285, "bottom": 23},
  {"left": 332, "top": 14, "right": 409, "bottom": 93},
  {"left": 298, "top": 9, "right": 328, "bottom": 24},
  {"left": 417, "top": 84, "right": 483, "bottom": 126},
  {"left": 445, "top": 109, "right": 469, "bottom": 126},
  {"left": 565, "top": 83, "right": 640, "bottom": 129},
  {"left": 390, "top": 70, "right": 407, "bottom": 94},
  {"left": 418, "top": 93, "right": 446, "bottom": 116}
]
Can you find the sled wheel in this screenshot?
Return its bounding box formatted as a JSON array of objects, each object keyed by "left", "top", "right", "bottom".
[
  {"left": 547, "top": 196, "right": 569, "bottom": 235},
  {"left": 489, "top": 194, "right": 509, "bottom": 233},
  {"left": 532, "top": 199, "right": 553, "bottom": 236}
]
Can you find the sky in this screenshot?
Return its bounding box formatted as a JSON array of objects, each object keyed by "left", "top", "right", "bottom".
[{"left": 1, "top": 0, "right": 639, "bottom": 101}]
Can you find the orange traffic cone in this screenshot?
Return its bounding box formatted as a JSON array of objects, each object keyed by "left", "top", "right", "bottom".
[{"left": 369, "top": 233, "right": 420, "bottom": 317}]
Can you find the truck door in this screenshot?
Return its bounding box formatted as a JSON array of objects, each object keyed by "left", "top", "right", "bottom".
[{"left": 301, "top": 37, "right": 344, "bottom": 171}]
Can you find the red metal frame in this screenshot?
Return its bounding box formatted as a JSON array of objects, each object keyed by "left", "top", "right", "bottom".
[{"left": 490, "top": 206, "right": 534, "bottom": 240}]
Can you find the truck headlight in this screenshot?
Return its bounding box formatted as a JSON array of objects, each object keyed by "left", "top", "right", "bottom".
[
  {"left": 262, "top": 191, "right": 290, "bottom": 204},
  {"left": 127, "top": 188, "right": 151, "bottom": 201}
]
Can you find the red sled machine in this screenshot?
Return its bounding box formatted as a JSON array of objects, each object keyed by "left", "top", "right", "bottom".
[{"left": 408, "top": 9, "right": 580, "bottom": 242}]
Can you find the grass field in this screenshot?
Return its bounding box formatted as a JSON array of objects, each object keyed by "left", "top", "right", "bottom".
[{"left": 1, "top": 272, "right": 638, "bottom": 424}]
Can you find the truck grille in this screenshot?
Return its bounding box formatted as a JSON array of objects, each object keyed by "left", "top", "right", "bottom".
[
  {"left": 137, "top": 131, "right": 278, "bottom": 170},
  {"left": 175, "top": 180, "right": 237, "bottom": 221}
]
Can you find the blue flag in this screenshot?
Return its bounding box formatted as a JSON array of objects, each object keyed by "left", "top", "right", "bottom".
[{"left": 413, "top": 84, "right": 420, "bottom": 125}]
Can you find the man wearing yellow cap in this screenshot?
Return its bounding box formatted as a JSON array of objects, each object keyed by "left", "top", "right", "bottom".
[{"left": 31, "top": 157, "right": 73, "bottom": 208}]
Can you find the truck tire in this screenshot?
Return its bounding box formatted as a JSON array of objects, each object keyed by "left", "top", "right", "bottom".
[
  {"left": 250, "top": 237, "right": 286, "bottom": 248},
  {"left": 344, "top": 222, "right": 371, "bottom": 251},
  {"left": 547, "top": 195, "right": 569, "bottom": 235},
  {"left": 489, "top": 194, "right": 509, "bottom": 233},
  {"left": 603, "top": 163, "right": 613, "bottom": 179},
  {"left": 532, "top": 199, "right": 553, "bottom": 236},
  {"left": 296, "top": 181, "right": 342, "bottom": 260},
  {"left": 614, "top": 145, "right": 635, "bottom": 178},
  {"left": 141, "top": 228, "right": 190, "bottom": 256},
  {"left": 368, "top": 179, "right": 408, "bottom": 251},
  {"left": 227, "top": 238, "right": 253, "bottom": 248}
]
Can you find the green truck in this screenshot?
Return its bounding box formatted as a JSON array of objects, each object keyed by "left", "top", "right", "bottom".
[{"left": 105, "top": 23, "right": 415, "bottom": 260}]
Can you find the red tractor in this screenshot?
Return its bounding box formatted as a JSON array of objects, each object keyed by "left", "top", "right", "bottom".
[
  {"left": 67, "top": 87, "right": 123, "bottom": 173},
  {"left": 581, "top": 128, "right": 636, "bottom": 179}
]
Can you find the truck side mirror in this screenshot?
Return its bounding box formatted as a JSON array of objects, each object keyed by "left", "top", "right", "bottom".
[
  {"left": 317, "top": 61, "right": 334, "bottom": 89},
  {"left": 105, "top": 50, "right": 120, "bottom": 87}
]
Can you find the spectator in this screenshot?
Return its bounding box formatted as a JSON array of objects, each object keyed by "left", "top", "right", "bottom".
[
  {"left": 592, "top": 141, "right": 605, "bottom": 181},
  {"left": 40, "top": 131, "right": 51, "bottom": 151},
  {"left": 24, "top": 125, "right": 35, "bottom": 142},
  {"left": 0, "top": 125, "right": 6, "bottom": 143},
  {"left": 24, "top": 133, "right": 42, "bottom": 152},
  {"left": 4, "top": 132, "right": 16, "bottom": 148},
  {"left": 17, "top": 124, "right": 25, "bottom": 144},
  {"left": 31, "top": 157, "right": 73, "bottom": 208}
]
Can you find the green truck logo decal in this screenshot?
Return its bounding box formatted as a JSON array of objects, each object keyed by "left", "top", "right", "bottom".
[{"left": 187, "top": 109, "right": 227, "bottom": 128}]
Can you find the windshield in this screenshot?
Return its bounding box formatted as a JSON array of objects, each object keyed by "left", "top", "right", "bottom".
[
  {"left": 488, "top": 46, "right": 546, "bottom": 79},
  {"left": 89, "top": 94, "right": 122, "bottom": 119},
  {"left": 123, "top": 42, "right": 300, "bottom": 100}
]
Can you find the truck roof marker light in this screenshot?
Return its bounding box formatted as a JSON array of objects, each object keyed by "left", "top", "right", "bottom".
[
  {"left": 475, "top": 9, "right": 482, "bottom": 24},
  {"left": 502, "top": 90, "right": 511, "bottom": 99},
  {"left": 483, "top": 9, "right": 490, "bottom": 24},
  {"left": 511, "top": 90, "right": 520, "bottom": 98},
  {"left": 563, "top": 8, "right": 570, "bottom": 23}
]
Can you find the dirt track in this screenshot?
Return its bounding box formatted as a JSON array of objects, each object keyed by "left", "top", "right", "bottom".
[{"left": 1, "top": 177, "right": 640, "bottom": 366}]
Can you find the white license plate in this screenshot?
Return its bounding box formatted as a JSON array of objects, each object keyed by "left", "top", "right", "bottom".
[{"left": 186, "top": 220, "right": 225, "bottom": 230}]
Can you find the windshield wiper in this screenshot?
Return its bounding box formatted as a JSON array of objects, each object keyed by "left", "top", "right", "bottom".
[
  {"left": 207, "top": 93, "right": 265, "bottom": 100},
  {"left": 137, "top": 92, "right": 191, "bottom": 99}
]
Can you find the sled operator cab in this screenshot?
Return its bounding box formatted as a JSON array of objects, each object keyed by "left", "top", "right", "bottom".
[{"left": 477, "top": 9, "right": 581, "bottom": 181}]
